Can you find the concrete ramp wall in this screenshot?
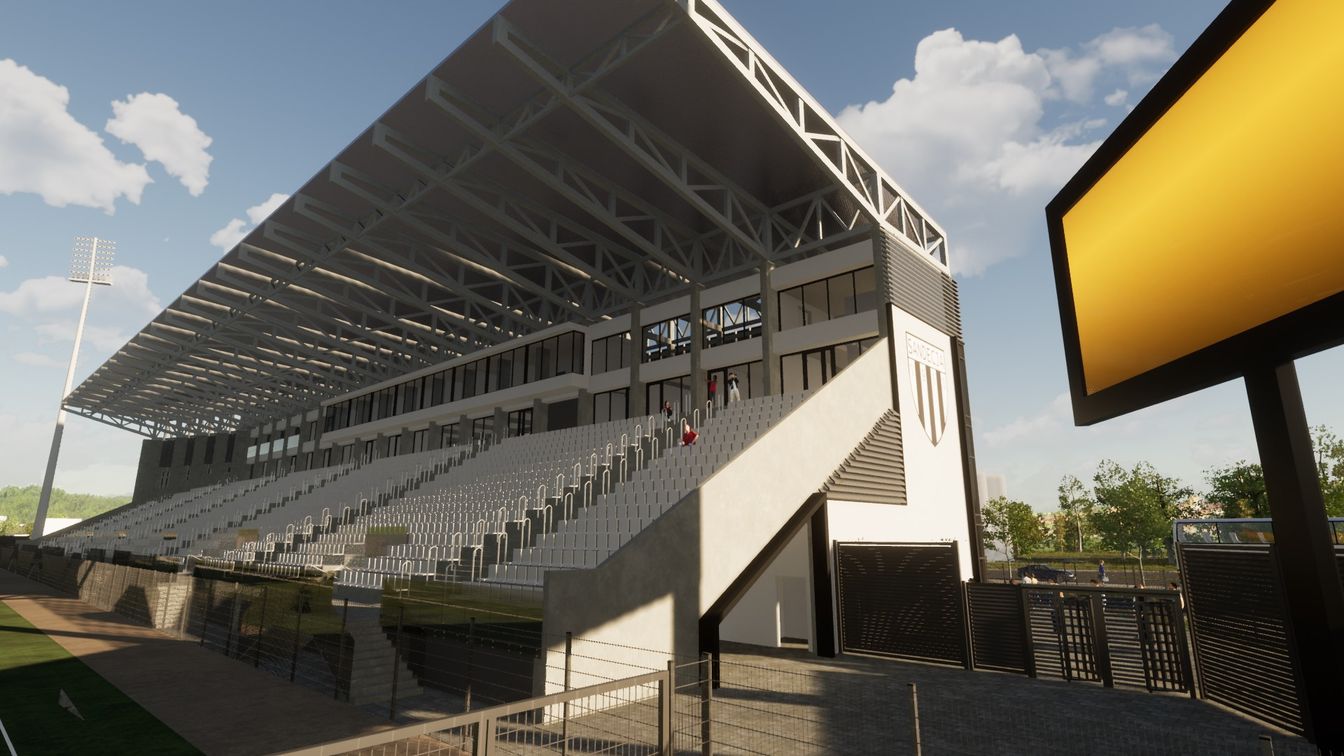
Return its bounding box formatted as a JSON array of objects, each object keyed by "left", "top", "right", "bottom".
[{"left": 541, "top": 339, "right": 892, "bottom": 691}]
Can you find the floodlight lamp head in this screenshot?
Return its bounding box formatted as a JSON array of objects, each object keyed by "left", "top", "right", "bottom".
[{"left": 69, "top": 236, "right": 115, "bottom": 286}]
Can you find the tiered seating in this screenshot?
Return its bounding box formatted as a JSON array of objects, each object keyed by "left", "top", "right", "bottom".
[
  {"left": 218, "top": 446, "right": 472, "bottom": 566},
  {"left": 46, "top": 461, "right": 359, "bottom": 558},
  {"left": 490, "top": 393, "right": 808, "bottom": 585},
  {"left": 302, "top": 394, "right": 805, "bottom": 590},
  {"left": 323, "top": 415, "right": 665, "bottom": 586},
  {"left": 46, "top": 392, "right": 811, "bottom": 597}
]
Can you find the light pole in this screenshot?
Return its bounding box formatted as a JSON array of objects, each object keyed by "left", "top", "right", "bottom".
[{"left": 33, "top": 237, "right": 115, "bottom": 538}]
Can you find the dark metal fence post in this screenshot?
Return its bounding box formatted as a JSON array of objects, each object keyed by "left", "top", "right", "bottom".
[
  {"left": 465, "top": 617, "right": 476, "bottom": 712},
  {"left": 290, "top": 591, "right": 303, "bottom": 682},
  {"left": 255, "top": 585, "right": 269, "bottom": 668},
  {"left": 1170, "top": 594, "right": 1197, "bottom": 698},
  {"left": 335, "top": 599, "right": 349, "bottom": 701},
  {"left": 1018, "top": 584, "right": 1037, "bottom": 677},
  {"left": 659, "top": 660, "right": 674, "bottom": 755},
  {"left": 700, "top": 652, "right": 713, "bottom": 756},
  {"left": 1089, "top": 592, "right": 1114, "bottom": 688},
  {"left": 199, "top": 578, "right": 215, "bottom": 647},
  {"left": 225, "top": 583, "right": 242, "bottom": 658},
  {"left": 561, "top": 631, "right": 572, "bottom": 756},
  {"left": 389, "top": 604, "right": 404, "bottom": 721},
  {"left": 909, "top": 683, "right": 922, "bottom": 756}
]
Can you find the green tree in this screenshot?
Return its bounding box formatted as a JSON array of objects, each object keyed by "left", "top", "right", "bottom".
[
  {"left": 1089, "top": 460, "right": 1192, "bottom": 576},
  {"left": 1204, "top": 461, "right": 1268, "bottom": 518},
  {"left": 1057, "top": 474, "right": 1093, "bottom": 552},
  {"left": 982, "top": 496, "right": 1047, "bottom": 571},
  {"left": 1313, "top": 425, "right": 1344, "bottom": 517}
]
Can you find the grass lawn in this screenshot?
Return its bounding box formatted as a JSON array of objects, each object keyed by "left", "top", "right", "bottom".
[{"left": 0, "top": 601, "right": 200, "bottom": 755}]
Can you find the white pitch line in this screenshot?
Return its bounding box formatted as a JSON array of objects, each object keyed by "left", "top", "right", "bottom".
[{"left": 0, "top": 715, "right": 18, "bottom": 756}]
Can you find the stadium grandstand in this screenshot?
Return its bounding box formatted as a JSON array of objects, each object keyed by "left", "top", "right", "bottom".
[{"left": 35, "top": 0, "right": 982, "bottom": 711}]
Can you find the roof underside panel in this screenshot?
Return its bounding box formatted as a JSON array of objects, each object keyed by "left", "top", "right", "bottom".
[{"left": 66, "top": 0, "right": 948, "bottom": 438}]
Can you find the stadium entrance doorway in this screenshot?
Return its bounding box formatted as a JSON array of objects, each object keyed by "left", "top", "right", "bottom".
[{"left": 835, "top": 541, "right": 968, "bottom": 666}]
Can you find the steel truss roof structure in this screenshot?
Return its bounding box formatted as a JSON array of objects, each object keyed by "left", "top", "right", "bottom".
[{"left": 66, "top": 0, "right": 948, "bottom": 439}]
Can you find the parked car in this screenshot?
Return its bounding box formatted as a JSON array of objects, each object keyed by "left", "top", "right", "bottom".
[{"left": 1017, "top": 564, "right": 1076, "bottom": 583}]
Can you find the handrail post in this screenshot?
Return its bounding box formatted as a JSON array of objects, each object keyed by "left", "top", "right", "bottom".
[
  {"left": 254, "top": 585, "right": 269, "bottom": 668},
  {"left": 660, "top": 660, "right": 674, "bottom": 754},
  {"left": 390, "top": 604, "right": 405, "bottom": 721},
  {"left": 1089, "top": 592, "right": 1114, "bottom": 687},
  {"left": 290, "top": 590, "right": 304, "bottom": 682},
  {"left": 561, "top": 631, "right": 572, "bottom": 756},
  {"left": 909, "top": 683, "right": 922, "bottom": 756},
  {"left": 700, "top": 652, "right": 713, "bottom": 756},
  {"left": 465, "top": 617, "right": 475, "bottom": 712},
  {"left": 335, "top": 598, "right": 349, "bottom": 700}
]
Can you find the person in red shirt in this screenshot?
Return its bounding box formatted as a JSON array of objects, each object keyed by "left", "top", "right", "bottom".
[
  {"left": 707, "top": 376, "right": 718, "bottom": 407},
  {"left": 681, "top": 419, "right": 699, "bottom": 446}
]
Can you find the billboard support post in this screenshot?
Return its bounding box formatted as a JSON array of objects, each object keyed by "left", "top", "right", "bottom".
[{"left": 1245, "top": 361, "right": 1344, "bottom": 749}]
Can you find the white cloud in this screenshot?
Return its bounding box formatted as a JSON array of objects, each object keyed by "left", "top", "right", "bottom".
[
  {"left": 209, "top": 218, "right": 249, "bottom": 251},
  {"left": 0, "top": 255, "right": 8, "bottom": 268},
  {"left": 983, "top": 392, "right": 1072, "bottom": 447},
  {"left": 13, "top": 351, "right": 64, "bottom": 368},
  {"left": 0, "top": 265, "right": 162, "bottom": 318},
  {"left": 1042, "top": 25, "right": 1175, "bottom": 103},
  {"left": 836, "top": 24, "right": 1176, "bottom": 276},
  {"left": 1104, "top": 89, "right": 1129, "bottom": 107},
  {"left": 0, "top": 59, "right": 151, "bottom": 213},
  {"left": 33, "top": 321, "right": 129, "bottom": 352},
  {"left": 105, "top": 92, "right": 213, "bottom": 196},
  {"left": 210, "top": 192, "right": 289, "bottom": 250}
]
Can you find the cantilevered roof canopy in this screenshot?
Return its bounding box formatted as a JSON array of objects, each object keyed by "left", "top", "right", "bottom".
[{"left": 66, "top": 0, "right": 948, "bottom": 438}]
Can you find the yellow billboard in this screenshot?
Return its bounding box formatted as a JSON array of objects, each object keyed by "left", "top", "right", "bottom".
[{"left": 1048, "top": 0, "right": 1344, "bottom": 422}]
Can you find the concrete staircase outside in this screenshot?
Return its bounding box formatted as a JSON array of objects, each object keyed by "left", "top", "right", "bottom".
[{"left": 343, "top": 604, "right": 424, "bottom": 706}]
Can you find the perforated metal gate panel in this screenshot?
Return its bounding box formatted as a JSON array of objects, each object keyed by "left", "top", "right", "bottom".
[
  {"left": 834, "top": 542, "right": 965, "bottom": 665},
  {"left": 1179, "top": 544, "right": 1304, "bottom": 736}
]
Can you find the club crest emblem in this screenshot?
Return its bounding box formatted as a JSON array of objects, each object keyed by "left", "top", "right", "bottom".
[{"left": 905, "top": 333, "right": 948, "bottom": 446}]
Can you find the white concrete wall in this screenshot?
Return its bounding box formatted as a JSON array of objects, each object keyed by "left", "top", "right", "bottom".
[
  {"left": 543, "top": 340, "right": 891, "bottom": 692},
  {"left": 718, "top": 528, "right": 811, "bottom": 648}
]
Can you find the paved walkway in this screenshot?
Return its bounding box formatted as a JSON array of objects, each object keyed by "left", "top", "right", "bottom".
[
  {"left": 710, "top": 642, "right": 1319, "bottom": 755},
  {"left": 0, "top": 571, "right": 395, "bottom": 756}
]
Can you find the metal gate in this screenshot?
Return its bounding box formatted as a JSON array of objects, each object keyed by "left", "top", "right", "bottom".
[
  {"left": 834, "top": 541, "right": 966, "bottom": 665},
  {"left": 1178, "top": 544, "right": 1305, "bottom": 736}
]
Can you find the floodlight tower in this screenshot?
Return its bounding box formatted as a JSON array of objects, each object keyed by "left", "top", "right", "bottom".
[{"left": 33, "top": 237, "right": 114, "bottom": 538}]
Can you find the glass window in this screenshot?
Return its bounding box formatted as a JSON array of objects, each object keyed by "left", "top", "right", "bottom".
[
  {"left": 608, "top": 334, "right": 626, "bottom": 370},
  {"left": 802, "top": 281, "right": 828, "bottom": 326},
  {"left": 459, "top": 363, "right": 476, "bottom": 399},
  {"left": 440, "top": 423, "right": 459, "bottom": 449},
  {"left": 527, "top": 341, "right": 543, "bottom": 382},
  {"left": 854, "top": 267, "right": 877, "bottom": 312},
  {"left": 780, "top": 353, "right": 804, "bottom": 394},
  {"left": 556, "top": 332, "right": 574, "bottom": 375},
  {"left": 591, "top": 340, "right": 607, "bottom": 374},
  {"left": 474, "top": 358, "right": 488, "bottom": 395},
  {"left": 485, "top": 355, "right": 500, "bottom": 393},
  {"left": 779, "top": 287, "right": 804, "bottom": 330},
  {"left": 829, "top": 273, "right": 856, "bottom": 319}
]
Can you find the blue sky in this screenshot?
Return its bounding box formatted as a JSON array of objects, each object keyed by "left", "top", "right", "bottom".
[{"left": 2, "top": 0, "right": 1340, "bottom": 509}]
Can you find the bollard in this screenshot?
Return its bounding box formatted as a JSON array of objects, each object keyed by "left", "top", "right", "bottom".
[{"left": 909, "top": 683, "right": 922, "bottom": 756}]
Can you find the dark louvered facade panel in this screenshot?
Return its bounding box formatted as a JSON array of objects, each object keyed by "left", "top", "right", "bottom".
[
  {"left": 882, "top": 232, "right": 962, "bottom": 339},
  {"left": 835, "top": 542, "right": 966, "bottom": 665},
  {"left": 965, "top": 582, "right": 1029, "bottom": 673},
  {"left": 1179, "top": 545, "right": 1304, "bottom": 736},
  {"left": 825, "top": 410, "right": 905, "bottom": 505}
]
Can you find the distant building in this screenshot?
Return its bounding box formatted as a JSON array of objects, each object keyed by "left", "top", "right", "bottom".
[{"left": 979, "top": 473, "right": 1007, "bottom": 505}]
